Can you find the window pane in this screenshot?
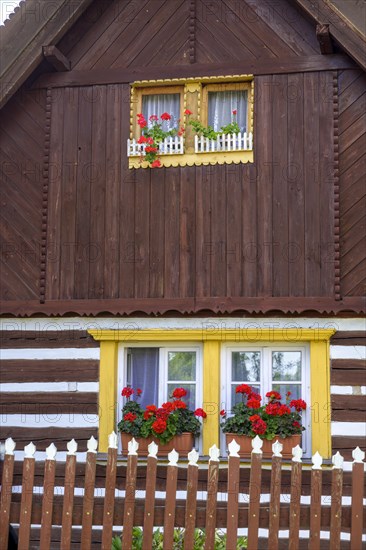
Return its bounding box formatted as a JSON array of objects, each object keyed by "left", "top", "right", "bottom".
[
  {"left": 208, "top": 90, "right": 247, "bottom": 132},
  {"left": 231, "top": 384, "right": 260, "bottom": 407},
  {"left": 272, "top": 384, "right": 302, "bottom": 401},
  {"left": 232, "top": 351, "right": 260, "bottom": 382},
  {"left": 168, "top": 383, "right": 195, "bottom": 409},
  {"left": 168, "top": 351, "right": 196, "bottom": 381},
  {"left": 142, "top": 93, "right": 180, "bottom": 130},
  {"left": 129, "top": 348, "right": 159, "bottom": 409},
  {"left": 272, "top": 351, "right": 302, "bottom": 381}
]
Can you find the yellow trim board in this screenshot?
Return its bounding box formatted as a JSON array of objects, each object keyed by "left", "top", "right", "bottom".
[
  {"left": 128, "top": 150, "right": 253, "bottom": 169},
  {"left": 89, "top": 328, "right": 334, "bottom": 456}
]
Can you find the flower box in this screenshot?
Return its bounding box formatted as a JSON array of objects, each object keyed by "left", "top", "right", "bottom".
[
  {"left": 225, "top": 433, "right": 301, "bottom": 459},
  {"left": 121, "top": 432, "right": 194, "bottom": 457}
]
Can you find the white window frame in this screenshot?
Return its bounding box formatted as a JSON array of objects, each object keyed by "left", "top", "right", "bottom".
[
  {"left": 117, "top": 342, "right": 203, "bottom": 453},
  {"left": 220, "top": 343, "right": 311, "bottom": 457}
]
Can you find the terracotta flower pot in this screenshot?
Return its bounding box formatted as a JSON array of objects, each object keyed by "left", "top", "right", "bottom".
[
  {"left": 225, "top": 434, "right": 301, "bottom": 459},
  {"left": 120, "top": 432, "right": 195, "bottom": 457}
]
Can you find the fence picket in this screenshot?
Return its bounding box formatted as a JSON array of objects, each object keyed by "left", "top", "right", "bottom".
[
  {"left": 122, "top": 439, "right": 138, "bottom": 549},
  {"left": 204, "top": 446, "right": 220, "bottom": 550},
  {"left": 60, "top": 442, "right": 77, "bottom": 550},
  {"left": 268, "top": 444, "right": 282, "bottom": 550},
  {"left": 226, "top": 440, "right": 240, "bottom": 549},
  {"left": 101, "top": 435, "right": 118, "bottom": 550},
  {"left": 247, "top": 438, "right": 263, "bottom": 549},
  {"left": 39, "top": 444, "right": 57, "bottom": 549},
  {"left": 309, "top": 452, "right": 323, "bottom": 550},
  {"left": 330, "top": 453, "right": 344, "bottom": 550},
  {"left": 350, "top": 448, "right": 365, "bottom": 550},
  {"left": 184, "top": 450, "right": 199, "bottom": 549},
  {"left": 142, "top": 443, "right": 158, "bottom": 550},
  {"left": 81, "top": 438, "right": 98, "bottom": 550},
  {"left": 0, "top": 439, "right": 15, "bottom": 550},
  {"left": 288, "top": 446, "right": 302, "bottom": 550},
  {"left": 163, "top": 450, "right": 179, "bottom": 550},
  {"left": 18, "top": 443, "right": 36, "bottom": 549}
]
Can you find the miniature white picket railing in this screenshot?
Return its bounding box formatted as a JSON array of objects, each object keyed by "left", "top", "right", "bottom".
[
  {"left": 194, "top": 131, "right": 253, "bottom": 153},
  {"left": 127, "top": 135, "right": 184, "bottom": 156}
]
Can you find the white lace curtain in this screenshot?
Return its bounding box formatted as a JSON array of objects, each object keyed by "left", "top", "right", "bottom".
[
  {"left": 130, "top": 348, "right": 159, "bottom": 409},
  {"left": 208, "top": 90, "right": 248, "bottom": 132},
  {"left": 142, "top": 94, "right": 180, "bottom": 131}
]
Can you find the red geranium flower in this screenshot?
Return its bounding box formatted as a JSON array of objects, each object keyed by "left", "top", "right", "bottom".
[
  {"left": 220, "top": 409, "right": 226, "bottom": 416},
  {"left": 265, "top": 403, "right": 280, "bottom": 416},
  {"left": 235, "top": 384, "right": 252, "bottom": 395},
  {"left": 278, "top": 404, "right": 291, "bottom": 416},
  {"left": 266, "top": 390, "right": 282, "bottom": 401},
  {"left": 290, "top": 399, "right": 307, "bottom": 411},
  {"left": 152, "top": 418, "right": 167, "bottom": 434},
  {"left": 232, "top": 109, "right": 237, "bottom": 115},
  {"left": 161, "top": 112, "right": 171, "bottom": 121},
  {"left": 252, "top": 419, "right": 267, "bottom": 435},
  {"left": 145, "top": 146, "right": 158, "bottom": 153},
  {"left": 151, "top": 160, "right": 161, "bottom": 168},
  {"left": 161, "top": 402, "right": 174, "bottom": 412},
  {"left": 149, "top": 114, "right": 158, "bottom": 121},
  {"left": 194, "top": 408, "right": 207, "bottom": 418},
  {"left": 247, "top": 397, "right": 261, "bottom": 409},
  {"left": 144, "top": 404, "right": 157, "bottom": 419},
  {"left": 172, "top": 388, "right": 187, "bottom": 399},
  {"left": 123, "top": 412, "right": 136, "bottom": 422},
  {"left": 121, "top": 387, "right": 134, "bottom": 398},
  {"left": 184, "top": 109, "right": 193, "bottom": 115},
  {"left": 136, "top": 388, "right": 142, "bottom": 396},
  {"left": 172, "top": 399, "right": 187, "bottom": 410},
  {"left": 249, "top": 414, "right": 261, "bottom": 423},
  {"left": 293, "top": 421, "right": 301, "bottom": 429},
  {"left": 137, "top": 136, "right": 147, "bottom": 144}
]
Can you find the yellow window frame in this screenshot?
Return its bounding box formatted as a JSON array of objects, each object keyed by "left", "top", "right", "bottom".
[{"left": 89, "top": 328, "right": 334, "bottom": 458}]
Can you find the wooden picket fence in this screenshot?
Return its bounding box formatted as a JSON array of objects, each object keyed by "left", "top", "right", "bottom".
[{"left": 0, "top": 434, "right": 365, "bottom": 550}]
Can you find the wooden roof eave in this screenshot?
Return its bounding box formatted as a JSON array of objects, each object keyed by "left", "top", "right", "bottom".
[{"left": 0, "top": 0, "right": 93, "bottom": 110}]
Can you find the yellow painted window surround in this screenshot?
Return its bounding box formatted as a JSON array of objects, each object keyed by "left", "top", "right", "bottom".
[
  {"left": 89, "top": 328, "right": 335, "bottom": 458},
  {"left": 128, "top": 75, "right": 254, "bottom": 169}
]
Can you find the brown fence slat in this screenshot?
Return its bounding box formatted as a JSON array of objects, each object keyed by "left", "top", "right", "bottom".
[
  {"left": 330, "top": 461, "right": 343, "bottom": 550},
  {"left": 289, "top": 458, "right": 302, "bottom": 550},
  {"left": 122, "top": 450, "right": 138, "bottom": 549},
  {"left": 18, "top": 452, "right": 36, "bottom": 549},
  {"left": 81, "top": 449, "right": 97, "bottom": 550},
  {"left": 0, "top": 450, "right": 15, "bottom": 550},
  {"left": 184, "top": 461, "right": 199, "bottom": 549},
  {"left": 60, "top": 453, "right": 77, "bottom": 550},
  {"left": 268, "top": 454, "right": 282, "bottom": 550},
  {"left": 309, "top": 466, "right": 322, "bottom": 550},
  {"left": 350, "top": 458, "right": 364, "bottom": 550},
  {"left": 142, "top": 451, "right": 158, "bottom": 550},
  {"left": 226, "top": 452, "right": 240, "bottom": 549},
  {"left": 163, "top": 459, "right": 178, "bottom": 550},
  {"left": 39, "top": 452, "right": 56, "bottom": 549},
  {"left": 247, "top": 451, "right": 262, "bottom": 549},
  {"left": 204, "top": 457, "right": 219, "bottom": 550},
  {"left": 101, "top": 445, "right": 118, "bottom": 550}
]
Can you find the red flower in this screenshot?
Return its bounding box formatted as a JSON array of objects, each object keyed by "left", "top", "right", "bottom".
[
  {"left": 161, "top": 402, "right": 174, "bottom": 413},
  {"left": 172, "top": 399, "right": 187, "bottom": 410},
  {"left": 290, "top": 399, "right": 307, "bottom": 412},
  {"left": 161, "top": 112, "right": 171, "bottom": 121},
  {"left": 144, "top": 404, "right": 157, "bottom": 419},
  {"left": 220, "top": 409, "right": 226, "bottom": 416},
  {"left": 145, "top": 146, "right": 158, "bottom": 153},
  {"left": 184, "top": 109, "right": 193, "bottom": 115},
  {"left": 152, "top": 418, "right": 167, "bottom": 434},
  {"left": 278, "top": 404, "right": 291, "bottom": 416},
  {"left": 172, "top": 388, "right": 187, "bottom": 399},
  {"left": 293, "top": 421, "right": 301, "bottom": 429},
  {"left": 156, "top": 407, "right": 169, "bottom": 420},
  {"left": 249, "top": 414, "right": 261, "bottom": 422},
  {"left": 123, "top": 412, "right": 136, "bottom": 422},
  {"left": 252, "top": 419, "right": 267, "bottom": 435},
  {"left": 266, "top": 390, "right": 282, "bottom": 402},
  {"left": 235, "top": 384, "right": 252, "bottom": 395},
  {"left": 147, "top": 137, "right": 154, "bottom": 144},
  {"left": 247, "top": 393, "right": 261, "bottom": 409},
  {"left": 265, "top": 403, "right": 280, "bottom": 416},
  {"left": 151, "top": 160, "right": 161, "bottom": 168},
  {"left": 136, "top": 388, "right": 142, "bottom": 396},
  {"left": 232, "top": 109, "right": 237, "bottom": 115},
  {"left": 149, "top": 114, "right": 158, "bottom": 121},
  {"left": 121, "top": 387, "right": 134, "bottom": 398},
  {"left": 194, "top": 408, "right": 207, "bottom": 418},
  {"left": 137, "top": 136, "right": 147, "bottom": 144}
]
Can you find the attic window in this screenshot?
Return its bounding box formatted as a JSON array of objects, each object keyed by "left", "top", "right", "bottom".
[{"left": 128, "top": 76, "right": 254, "bottom": 169}]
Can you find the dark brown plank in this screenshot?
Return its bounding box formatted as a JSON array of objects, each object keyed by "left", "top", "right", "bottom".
[
  {"left": 164, "top": 167, "right": 181, "bottom": 298},
  {"left": 60, "top": 454, "right": 77, "bottom": 550},
  {"left": 330, "top": 466, "right": 343, "bottom": 550},
  {"left": 101, "top": 447, "right": 117, "bottom": 550},
  {"left": 122, "top": 454, "right": 137, "bottom": 548},
  {"left": 242, "top": 164, "right": 257, "bottom": 296},
  {"left": 0, "top": 330, "right": 98, "bottom": 348},
  {"left": 226, "top": 165, "right": 242, "bottom": 297},
  {"left": 184, "top": 463, "right": 199, "bottom": 548},
  {"left": 226, "top": 455, "right": 240, "bottom": 549},
  {"left": 288, "top": 460, "right": 302, "bottom": 550},
  {"left": 81, "top": 451, "right": 97, "bottom": 549},
  {"left": 351, "top": 461, "right": 364, "bottom": 550},
  {"left": 39, "top": 458, "right": 56, "bottom": 550},
  {"left": 18, "top": 457, "right": 35, "bottom": 549},
  {"left": 0, "top": 359, "right": 99, "bottom": 383},
  {"left": 142, "top": 454, "right": 157, "bottom": 550},
  {"left": 331, "top": 359, "right": 366, "bottom": 386},
  {"left": 0, "top": 453, "right": 14, "bottom": 550},
  {"left": 331, "top": 331, "right": 366, "bottom": 345},
  {"left": 204, "top": 459, "right": 219, "bottom": 550},
  {"left": 210, "top": 165, "right": 226, "bottom": 296},
  {"left": 1, "top": 392, "right": 98, "bottom": 415},
  {"left": 0, "top": 428, "right": 97, "bottom": 452},
  {"left": 331, "top": 395, "right": 366, "bottom": 422},
  {"left": 134, "top": 169, "right": 150, "bottom": 298},
  {"left": 247, "top": 452, "right": 262, "bottom": 549},
  {"left": 195, "top": 166, "right": 211, "bottom": 297},
  {"left": 163, "top": 464, "right": 178, "bottom": 550},
  {"left": 180, "top": 166, "right": 196, "bottom": 297},
  {"left": 268, "top": 455, "right": 282, "bottom": 550},
  {"left": 149, "top": 168, "right": 165, "bottom": 298},
  {"left": 309, "top": 469, "right": 322, "bottom": 550}
]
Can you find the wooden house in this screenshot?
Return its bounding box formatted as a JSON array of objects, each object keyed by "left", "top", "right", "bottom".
[{"left": 0, "top": 0, "right": 365, "bottom": 467}]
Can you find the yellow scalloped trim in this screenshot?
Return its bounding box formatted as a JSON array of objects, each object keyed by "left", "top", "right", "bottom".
[{"left": 128, "top": 150, "right": 254, "bottom": 169}]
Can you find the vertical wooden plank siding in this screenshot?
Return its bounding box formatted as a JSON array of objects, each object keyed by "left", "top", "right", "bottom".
[
  {"left": 163, "top": 463, "right": 178, "bottom": 550},
  {"left": 247, "top": 452, "right": 262, "bottom": 549},
  {"left": 134, "top": 168, "right": 150, "bottom": 298},
  {"left": 39, "top": 457, "right": 56, "bottom": 549},
  {"left": 122, "top": 453, "right": 138, "bottom": 549},
  {"left": 0, "top": 453, "right": 14, "bottom": 550},
  {"left": 101, "top": 446, "right": 118, "bottom": 550},
  {"left": 60, "top": 453, "right": 77, "bottom": 550},
  {"left": 226, "top": 455, "right": 240, "bottom": 549},
  {"left": 180, "top": 166, "right": 196, "bottom": 297},
  {"left": 204, "top": 459, "right": 219, "bottom": 550},
  {"left": 142, "top": 454, "right": 158, "bottom": 550},
  {"left": 242, "top": 164, "right": 257, "bottom": 296},
  {"left": 99, "top": 340, "right": 118, "bottom": 452},
  {"left": 80, "top": 451, "right": 97, "bottom": 549},
  {"left": 17, "top": 456, "right": 35, "bottom": 548},
  {"left": 210, "top": 165, "right": 226, "bottom": 296},
  {"left": 202, "top": 341, "right": 220, "bottom": 453},
  {"left": 309, "top": 469, "right": 322, "bottom": 550},
  {"left": 288, "top": 460, "right": 302, "bottom": 550},
  {"left": 149, "top": 168, "right": 165, "bottom": 298},
  {"left": 268, "top": 454, "right": 282, "bottom": 550},
  {"left": 226, "top": 165, "right": 242, "bottom": 296},
  {"left": 330, "top": 466, "right": 343, "bottom": 550},
  {"left": 164, "top": 167, "right": 180, "bottom": 297},
  {"left": 350, "top": 461, "right": 364, "bottom": 550},
  {"left": 184, "top": 463, "right": 199, "bottom": 548},
  {"left": 195, "top": 165, "right": 211, "bottom": 297}
]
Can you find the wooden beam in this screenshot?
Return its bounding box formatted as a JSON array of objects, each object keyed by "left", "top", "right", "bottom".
[
  {"left": 316, "top": 24, "right": 334, "bottom": 55},
  {"left": 43, "top": 45, "right": 71, "bottom": 71},
  {"left": 32, "top": 54, "right": 356, "bottom": 90}
]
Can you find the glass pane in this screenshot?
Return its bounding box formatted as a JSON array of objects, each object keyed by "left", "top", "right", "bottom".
[
  {"left": 231, "top": 384, "right": 260, "bottom": 408},
  {"left": 272, "top": 384, "right": 302, "bottom": 401},
  {"left": 168, "top": 352, "right": 196, "bottom": 381},
  {"left": 168, "top": 383, "right": 195, "bottom": 409},
  {"left": 208, "top": 90, "right": 247, "bottom": 132},
  {"left": 272, "top": 351, "right": 302, "bottom": 381},
  {"left": 129, "top": 348, "right": 159, "bottom": 409},
  {"left": 142, "top": 93, "right": 180, "bottom": 130},
  {"left": 232, "top": 351, "right": 260, "bottom": 382}
]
